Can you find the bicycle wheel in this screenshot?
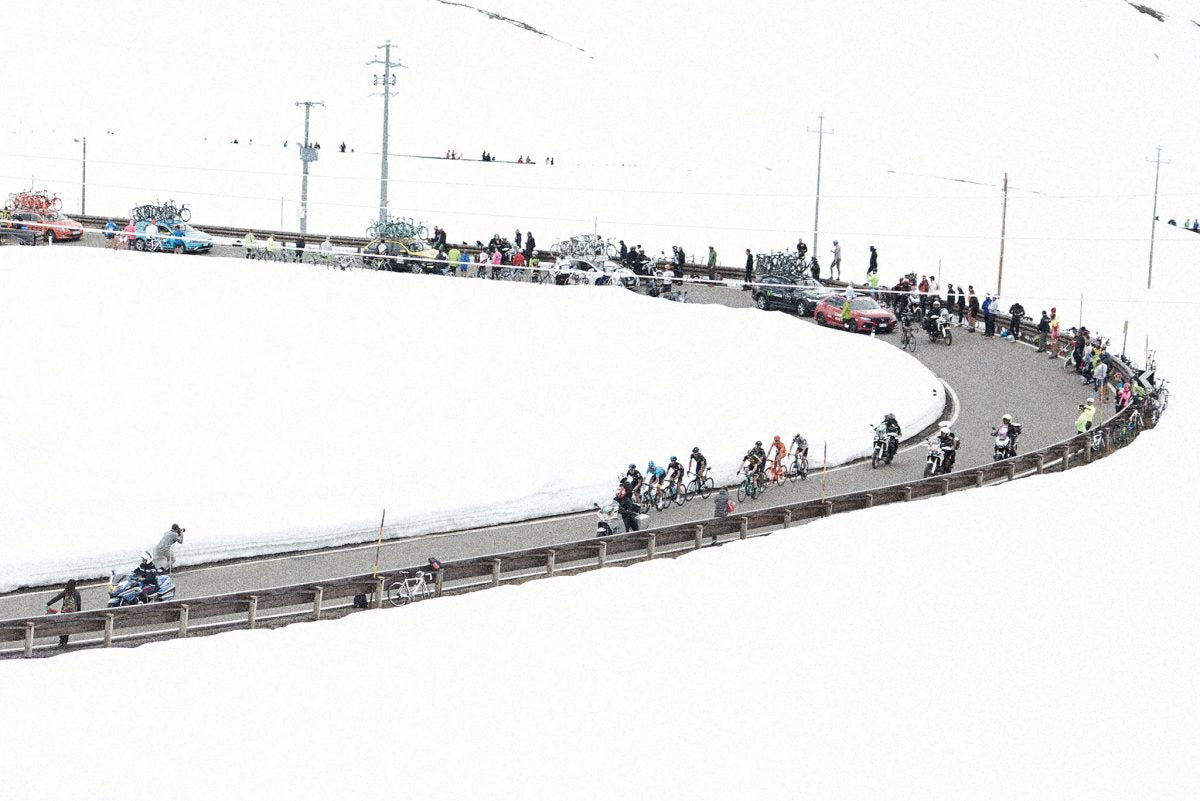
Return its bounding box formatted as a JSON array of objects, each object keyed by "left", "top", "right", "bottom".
[
  {"left": 178, "top": 206, "right": 191, "bottom": 222},
  {"left": 736, "top": 477, "right": 748, "bottom": 503},
  {"left": 673, "top": 485, "right": 686, "bottom": 507},
  {"left": 683, "top": 479, "right": 698, "bottom": 502},
  {"left": 944, "top": 329, "right": 953, "bottom": 346},
  {"left": 653, "top": 489, "right": 667, "bottom": 512},
  {"left": 49, "top": 196, "right": 62, "bottom": 211},
  {"left": 388, "top": 581, "right": 410, "bottom": 607}
]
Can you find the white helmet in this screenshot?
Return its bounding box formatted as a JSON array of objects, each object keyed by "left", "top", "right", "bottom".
[
  {"left": 939, "top": 421, "right": 952, "bottom": 432},
  {"left": 140, "top": 551, "right": 154, "bottom": 564}
]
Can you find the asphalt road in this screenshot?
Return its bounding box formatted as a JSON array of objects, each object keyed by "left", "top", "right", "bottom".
[{"left": 1, "top": 236, "right": 1096, "bottom": 618}]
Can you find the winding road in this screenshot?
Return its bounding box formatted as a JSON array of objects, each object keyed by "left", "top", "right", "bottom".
[{"left": 0, "top": 234, "right": 1097, "bottom": 622}]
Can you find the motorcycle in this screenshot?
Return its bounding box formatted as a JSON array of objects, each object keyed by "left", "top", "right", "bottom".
[
  {"left": 927, "top": 313, "right": 954, "bottom": 345},
  {"left": 992, "top": 425, "right": 1018, "bottom": 460},
  {"left": 594, "top": 501, "right": 623, "bottom": 537},
  {"left": 871, "top": 423, "right": 897, "bottom": 469},
  {"left": 107, "top": 570, "right": 176, "bottom": 607},
  {"left": 923, "top": 438, "right": 944, "bottom": 477}
]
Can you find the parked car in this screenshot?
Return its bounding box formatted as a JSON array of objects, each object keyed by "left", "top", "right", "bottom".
[
  {"left": 364, "top": 237, "right": 441, "bottom": 272},
  {"left": 813, "top": 294, "right": 897, "bottom": 333},
  {"left": 751, "top": 274, "right": 836, "bottom": 315},
  {"left": 551, "top": 257, "right": 633, "bottom": 286},
  {"left": 132, "top": 219, "right": 213, "bottom": 253},
  {"left": 2, "top": 208, "right": 83, "bottom": 243}
]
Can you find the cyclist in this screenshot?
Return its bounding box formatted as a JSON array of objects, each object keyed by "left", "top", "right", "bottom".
[
  {"left": 767, "top": 435, "right": 787, "bottom": 482},
  {"left": 688, "top": 446, "right": 707, "bottom": 484},
  {"left": 791, "top": 433, "right": 810, "bottom": 474},
  {"left": 880, "top": 413, "right": 902, "bottom": 459},
  {"left": 622, "top": 463, "right": 643, "bottom": 501},
  {"left": 645, "top": 460, "right": 666, "bottom": 499},
  {"left": 741, "top": 448, "right": 765, "bottom": 491},
  {"left": 665, "top": 456, "right": 685, "bottom": 496}
]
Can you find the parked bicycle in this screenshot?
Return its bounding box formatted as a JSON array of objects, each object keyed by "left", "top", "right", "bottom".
[{"left": 388, "top": 570, "right": 434, "bottom": 606}]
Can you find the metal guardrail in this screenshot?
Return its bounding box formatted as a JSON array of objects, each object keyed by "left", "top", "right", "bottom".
[{"left": 2, "top": 388, "right": 1157, "bottom": 658}]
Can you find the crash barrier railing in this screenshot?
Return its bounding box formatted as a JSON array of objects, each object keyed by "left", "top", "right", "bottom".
[{"left": 1, "top": 373, "right": 1158, "bottom": 658}]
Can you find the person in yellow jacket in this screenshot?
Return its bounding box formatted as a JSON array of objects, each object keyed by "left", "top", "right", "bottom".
[
  {"left": 1075, "top": 397, "right": 1096, "bottom": 433},
  {"left": 841, "top": 296, "right": 855, "bottom": 331}
]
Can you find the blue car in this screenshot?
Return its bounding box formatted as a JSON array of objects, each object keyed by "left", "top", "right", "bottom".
[{"left": 132, "top": 219, "right": 213, "bottom": 254}]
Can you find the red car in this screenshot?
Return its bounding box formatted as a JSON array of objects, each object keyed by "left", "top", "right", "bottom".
[
  {"left": 813, "top": 293, "right": 897, "bottom": 333},
  {"left": 3, "top": 208, "right": 85, "bottom": 243}
]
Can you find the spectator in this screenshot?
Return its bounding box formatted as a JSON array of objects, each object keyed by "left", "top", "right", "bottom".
[
  {"left": 955, "top": 285, "right": 966, "bottom": 326},
  {"left": 1036, "top": 310, "right": 1051, "bottom": 352},
  {"left": 122, "top": 219, "right": 136, "bottom": 249},
  {"left": 1048, "top": 307, "right": 1061, "bottom": 357},
  {"left": 447, "top": 245, "right": 461, "bottom": 274},
  {"left": 618, "top": 240, "right": 628, "bottom": 263},
  {"left": 796, "top": 237, "right": 807, "bottom": 265},
  {"left": 458, "top": 249, "right": 470, "bottom": 274},
  {"left": 967, "top": 286, "right": 979, "bottom": 333},
  {"left": 45, "top": 579, "right": 82, "bottom": 647},
  {"left": 829, "top": 240, "right": 841, "bottom": 280},
  {"left": 841, "top": 295, "right": 854, "bottom": 330},
  {"left": 744, "top": 248, "right": 753, "bottom": 288},
  {"left": 524, "top": 231, "right": 535, "bottom": 260},
  {"left": 927, "top": 275, "right": 939, "bottom": 305},
  {"left": 339, "top": 142, "right": 347, "bottom": 153},
  {"left": 1094, "top": 355, "right": 1110, "bottom": 403},
  {"left": 1116, "top": 379, "right": 1133, "bottom": 411},
  {"left": 152, "top": 524, "right": 185, "bottom": 572},
  {"left": 674, "top": 245, "right": 686, "bottom": 274},
  {"left": 868, "top": 270, "right": 880, "bottom": 299},
  {"left": 103, "top": 218, "right": 118, "bottom": 248},
  {"left": 243, "top": 231, "right": 257, "bottom": 258},
  {"left": 982, "top": 294, "right": 997, "bottom": 338},
  {"left": 868, "top": 245, "right": 878, "bottom": 275},
  {"left": 707, "top": 246, "right": 718, "bottom": 282},
  {"left": 1075, "top": 398, "right": 1096, "bottom": 433},
  {"left": 1007, "top": 300, "right": 1026, "bottom": 340},
  {"left": 918, "top": 276, "right": 930, "bottom": 314}
]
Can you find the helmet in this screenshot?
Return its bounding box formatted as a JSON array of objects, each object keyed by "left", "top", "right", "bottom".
[
  {"left": 669, "top": 456, "right": 678, "bottom": 463},
  {"left": 140, "top": 551, "right": 153, "bottom": 564},
  {"left": 884, "top": 413, "right": 896, "bottom": 422},
  {"left": 692, "top": 446, "right": 700, "bottom": 454},
  {"left": 628, "top": 463, "right": 636, "bottom": 470},
  {"left": 1002, "top": 414, "right": 1012, "bottom": 423},
  {"left": 833, "top": 240, "right": 838, "bottom": 245},
  {"left": 1085, "top": 397, "right": 1095, "bottom": 406},
  {"left": 773, "top": 435, "right": 782, "bottom": 443},
  {"left": 648, "top": 461, "right": 656, "bottom": 469},
  {"left": 755, "top": 440, "right": 762, "bottom": 447},
  {"left": 616, "top": 486, "right": 626, "bottom": 499}
]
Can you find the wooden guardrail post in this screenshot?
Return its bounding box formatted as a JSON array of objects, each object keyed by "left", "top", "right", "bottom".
[
  {"left": 972, "top": 473, "right": 982, "bottom": 489},
  {"left": 546, "top": 549, "right": 557, "bottom": 576},
  {"left": 596, "top": 542, "right": 607, "bottom": 568},
  {"left": 434, "top": 570, "right": 444, "bottom": 597},
  {"left": 104, "top": 613, "right": 114, "bottom": 647},
  {"left": 1036, "top": 454, "right": 1045, "bottom": 474},
  {"left": 372, "top": 577, "right": 385, "bottom": 609},
  {"left": 1061, "top": 446, "right": 1071, "bottom": 471},
  {"left": 1007, "top": 463, "right": 1017, "bottom": 481},
  {"left": 312, "top": 587, "right": 323, "bottom": 620},
  {"left": 490, "top": 559, "right": 502, "bottom": 586},
  {"left": 179, "top": 604, "right": 190, "bottom": 638},
  {"left": 782, "top": 509, "right": 792, "bottom": 528},
  {"left": 644, "top": 533, "right": 656, "bottom": 561},
  {"left": 864, "top": 493, "right": 874, "bottom": 508},
  {"left": 738, "top": 517, "right": 749, "bottom": 540},
  {"left": 1084, "top": 439, "right": 1093, "bottom": 464},
  {"left": 693, "top": 524, "right": 704, "bottom": 550},
  {"left": 246, "top": 597, "right": 258, "bottom": 629},
  {"left": 823, "top": 500, "right": 833, "bottom": 517},
  {"left": 903, "top": 486, "right": 913, "bottom": 501},
  {"left": 24, "top": 622, "right": 34, "bottom": 658}
]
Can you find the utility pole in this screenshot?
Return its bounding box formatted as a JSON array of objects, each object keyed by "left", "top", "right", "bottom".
[
  {"left": 368, "top": 41, "right": 405, "bottom": 226},
  {"left": 74, "top": 137, "right": 86, "bottom": 214},
  {"left": 1146, "top": 146, "right": 1168, "bottom": 290},
  {"left": 996, "top": 172, "right": 1009, "bottom": 298},
  {"left": 806, "top": 114, "right": 833, "bottom": 254},
  {"left": 294, "top": 100, "right": 324, "bottom": 235}
]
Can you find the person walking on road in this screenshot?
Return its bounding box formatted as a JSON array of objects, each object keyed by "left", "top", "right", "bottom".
[{"left": 46, "top": 579, "right": 82, "bottom": 647}]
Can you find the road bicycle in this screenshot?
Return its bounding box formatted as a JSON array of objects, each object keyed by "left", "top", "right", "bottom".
[
  {"left": 785, "top": 451, "right": 809, "bottom": 481},
  {"left": 1111, "top": 407, "right": 1142, "bottom": 447},
  {"left": 644, "top": 481, "right": 668, "bottom": 512},
  {"left": 899, "top": 317, "right": 917, "bottom": 352},
  {"left": 683, "top": 471, "right": 714, "bottom": 501},
  {"left": 388, "top": 570, "right": 434, "bottom": 606},
  {"left": 735, "top": 468, "right": 764, "bottom": 503},
  {"left": 663, "top": 479, "right": 687, "bottom": 507}
]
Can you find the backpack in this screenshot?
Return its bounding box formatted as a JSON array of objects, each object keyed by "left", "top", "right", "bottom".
[
  {"left": 353, "top": 593, "right": 369, "bottom": 609},
  {"left": 725, "top": 500, "right": 736, "bottom": 514}
]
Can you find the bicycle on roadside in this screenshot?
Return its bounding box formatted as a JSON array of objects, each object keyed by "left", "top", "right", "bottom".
[{"left": 388, "top": 570, "right": 434, "bottom": 606}]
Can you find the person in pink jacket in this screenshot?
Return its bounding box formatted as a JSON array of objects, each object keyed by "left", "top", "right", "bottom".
[{"left": 123, "top": 220, "right": 136, "bottom": 249}]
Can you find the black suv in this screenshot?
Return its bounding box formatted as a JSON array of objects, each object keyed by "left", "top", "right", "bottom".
[{"left": 751, "top": 274, "right": 834, "bottom": 316}]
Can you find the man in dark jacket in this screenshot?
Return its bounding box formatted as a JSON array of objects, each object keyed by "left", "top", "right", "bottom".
[
  {"left": 616, "top": 486, "right": 640, "bottom": 532},
  {"left": 1008, "top": 301, "right": 1026, "bottom": 341},
  {"left": 868, "top": 245, "right": 878, "bottom": 275},
  {"left": 1035, "top": 310, "right": 1051, "bottom": 352},
  {"left": 744, "top": 249, "right": 753, "bottom": 288}
]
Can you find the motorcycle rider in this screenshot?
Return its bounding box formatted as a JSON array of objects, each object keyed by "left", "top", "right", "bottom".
[
  {"left": 936, "top": 422, "right": 960, "bottom": 473},
  {"left": 993, "top": 414, "right": 1021, "bottom": 458},
  {"left": 881, "top": 413, "right": 902, "bottom": 458},
  {"left": 132, "top": 552, "right": 164, "bottom": 599}
]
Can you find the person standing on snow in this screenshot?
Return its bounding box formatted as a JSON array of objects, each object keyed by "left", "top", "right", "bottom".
[
  {"left": 152, "top": 524, "right": 185, "bottom": 572},
  {"left": 829, "top": 240, "right": 841, "bottom": 281}
]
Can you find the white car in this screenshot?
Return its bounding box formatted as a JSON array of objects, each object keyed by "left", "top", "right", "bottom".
[{"left": 551, "top": 258, "right": 635, "bottom": 286}]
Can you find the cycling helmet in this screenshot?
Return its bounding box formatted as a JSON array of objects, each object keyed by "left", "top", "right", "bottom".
[
  {"left": 755, "top": 440, "right": 762, "bottom": 447},
  {"left": 628, "top": 463, "right": 636, "bottom": 470},
  {"left": 833, "top": 240, "right": 838, "bottom": 245},
  {"left": 1002, "top": 414, "right": 1012, "bottom": 423},
  {"left": 692, "top": 446, "right": 700, "bottom": 454},
  {"left": 773, "top": 435, "right": 782, "bottom": 442},
  {"left": 884, "top": 413, "right": 896, "bottom": 422},
  {"left": 669, "top": 456, "right": 678, "bottom": 463},
  {"left": 647, "top": 460, "right": 656, "bottom": 469}
]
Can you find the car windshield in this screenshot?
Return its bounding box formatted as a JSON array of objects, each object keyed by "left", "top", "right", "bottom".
[
  {"left": 46, "top": 212, "right": 67, "bottom": 222},
  {"left": 850, "top": 298, "right": 882, "bottom": 311}
]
